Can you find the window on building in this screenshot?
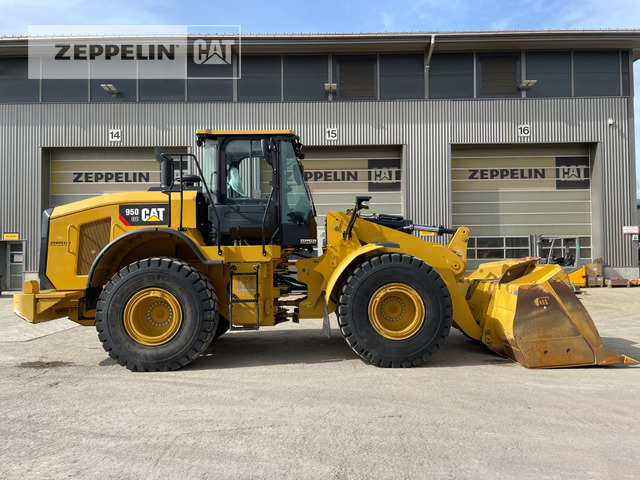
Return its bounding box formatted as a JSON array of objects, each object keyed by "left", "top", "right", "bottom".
[
  {"left": 283, "top": 55, "right": 328, "bottom": 101},
  {"left": 187, "top": 52, "right": 234, "bottom": 101},
  {"left": 477, "top": 53, "right": 520, "bottom": 97},
  {"left": 139, "top": 79, "right": 185, "bottom": 102},
  {"left": 525, "top": 51, "right": 571, "bottom": 98},
  {"left": 42, "top": 79, "right": 88, "bottom": 102},
  {"left": 334, "top": 55, "right": 377, "bottom": 99},
  {"left": 238, "top": 56, "right": 281, "bottom": 102},
  {"left": 188, "top": 79, "right": 233, "bottom": 101},
  {"left": 429, "top": 53, "right": 474, "bottom": 99},
  {"left": 0, "top": 58, "right": 39, "bottom": 102},
  {"left": 466, "top": 236, "right": 593, "bottom": 262},
  {"left": 467, "top": 237, "right": 531, "bottom": 260},
  {"left": 379, "top": 54, "right": 424, "bottom": 100},
  {"left": 90, "top": 79, "right": 137, "bottom": 102},
  {"left": 573, "top": 51, "right": 620, "bottom": 97}
]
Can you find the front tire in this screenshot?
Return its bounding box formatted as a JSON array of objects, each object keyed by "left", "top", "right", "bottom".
[
  {"left": 337, "top": 253, "right": 453, "bottom": 367},
  {"left": 95, "top": 257, "right": 219, "bottom": 371}
]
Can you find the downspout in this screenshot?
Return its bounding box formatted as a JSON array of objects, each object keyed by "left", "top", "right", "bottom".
[{"left": 424, "top": 34, "right": 436, "bottom": 98}]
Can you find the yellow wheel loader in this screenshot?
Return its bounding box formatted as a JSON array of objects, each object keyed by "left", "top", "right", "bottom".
[{"left": 14, "top": 130, "right": 636, "bottom": 370}]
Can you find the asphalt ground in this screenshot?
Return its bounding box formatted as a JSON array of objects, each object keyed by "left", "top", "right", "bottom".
[{"left": 1, "top": 287, "right": 639, "bottom": 479}]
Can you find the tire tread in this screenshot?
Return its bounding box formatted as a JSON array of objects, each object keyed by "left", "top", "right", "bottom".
[
  {"left": 337, "top": 253, "right": 453, "bottom": 368},
  {"left": 95, "top": 257, "right": 218, "bottom": 371}
]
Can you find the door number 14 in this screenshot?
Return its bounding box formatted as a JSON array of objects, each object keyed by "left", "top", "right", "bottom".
[{"left": 109, "top": 129, "right": 122, "bottom": 142}]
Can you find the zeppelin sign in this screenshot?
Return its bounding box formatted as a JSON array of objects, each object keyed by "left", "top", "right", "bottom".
[
  {"left": 454, "top": 156, "right": 590, "bottom": 191},
  {"left": 468, "top": 168, "right": 545, "bottom": 180},
  {"left": 303, "top": 159, "right": 401, "bottom": 193},
  {"left": 72, "top": 172, "right": 151, "bottom": 183},
  {"left": 28, "top": 25, "right": 241, "bottom": 80}
]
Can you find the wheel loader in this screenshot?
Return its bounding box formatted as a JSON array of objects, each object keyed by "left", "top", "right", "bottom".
[{"left": 14, "top": 130, "right": 636, "bottom": 370}]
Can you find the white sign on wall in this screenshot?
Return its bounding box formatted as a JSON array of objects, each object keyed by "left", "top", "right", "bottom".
[
  {"left": 325, "top": 128, "right": 338, "bottom": 141},
  {"left": 517, "top": 125, "right": 531, "bottom": 137},
  {"left": 109, "top": 129, "right": 122, "bottom": 142}
]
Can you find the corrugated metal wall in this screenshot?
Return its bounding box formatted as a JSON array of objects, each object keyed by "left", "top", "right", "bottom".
[{"left": 0, "top": 97, "right": 636, "bottom": 272}]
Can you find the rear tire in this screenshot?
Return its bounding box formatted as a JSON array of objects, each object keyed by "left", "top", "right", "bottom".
[
  {"left": 95, "top": 257, "right": 219, "bottom": 371},
  {"left": 337, "top": 253, "right": 452, "bottom": 367}
]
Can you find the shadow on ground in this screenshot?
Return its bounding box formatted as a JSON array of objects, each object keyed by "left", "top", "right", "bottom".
[
  {"left": 188, "top": 328, "right": 640, "bottom": 371},
  {"left": 601, "top": 336, "right": 640, "bottom": 362},
  {"left": 188, "top": 328, "right": 506, "bottom": 371}
]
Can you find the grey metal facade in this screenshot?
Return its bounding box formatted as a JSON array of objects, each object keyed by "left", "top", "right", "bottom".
[
  {"left": 0, "top": 96, "right": 637, "bottom": 275},
  {"left": 1, "top": 29, "right": 640, "bottom": 281}
]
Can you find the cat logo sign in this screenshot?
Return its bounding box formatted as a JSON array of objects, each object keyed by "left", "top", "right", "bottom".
[
  {"left": 119, "top": 204, "right": 170, "bottom": 226},
  {"left": 141, "top": 208, "right": 165, "bottom": 222}
]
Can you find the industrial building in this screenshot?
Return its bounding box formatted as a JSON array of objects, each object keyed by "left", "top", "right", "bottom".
[{"left": 1, "top": 29, "right": 640, "bottom": 290}]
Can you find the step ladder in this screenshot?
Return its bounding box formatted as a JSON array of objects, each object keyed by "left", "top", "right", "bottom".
[{"left": 228, "top": 264, "right": 260, "bottom": 331}]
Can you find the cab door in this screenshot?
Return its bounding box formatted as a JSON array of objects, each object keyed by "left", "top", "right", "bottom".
[{"left": 216, "top": 137, "right": 278, "bottom": 243}]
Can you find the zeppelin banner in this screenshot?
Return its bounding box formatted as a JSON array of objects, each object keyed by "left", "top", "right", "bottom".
[
  {"left": 452, "top": 156, "right": 590, "bottom": 191},
  {"left": 303, "top": 158, "right": 401, "bottom": 193},
  {"left": 50, "top": 159, "right": 161, "bottom": 197}
]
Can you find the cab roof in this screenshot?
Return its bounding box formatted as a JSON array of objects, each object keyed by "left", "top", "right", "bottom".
[{"left": 196, "top": 129, "right": 296, "bottom": 137}]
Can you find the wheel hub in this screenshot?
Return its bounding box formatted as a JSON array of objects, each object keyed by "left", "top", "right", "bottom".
[
  {"left": 368, "top": 283, "right": 425, "bottom": 340},
  {"left": 380, "top": 296, "right": 406, "bottom": 322},
  {"left": 147, "top": 301, "right": 173, "bottom": 327},
  {"left": 124, "top": 288, "right": 183, "bottom": 346}
]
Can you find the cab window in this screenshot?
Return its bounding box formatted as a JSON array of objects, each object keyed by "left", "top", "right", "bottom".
[
  {"left": 280, "top": 141, "right": 313, "bottom": 223},
  {"left": 224, "top": 139, "right": 271, "bottom": 200}
]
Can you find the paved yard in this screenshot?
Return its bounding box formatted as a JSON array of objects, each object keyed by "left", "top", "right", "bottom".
[{"left": 0, "top": 287, "right": 639, "bottom": 479}]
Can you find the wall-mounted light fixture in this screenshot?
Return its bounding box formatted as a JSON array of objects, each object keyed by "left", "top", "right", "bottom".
[
  {"left": 100, "top": 83, "right": 119, "bottom": 97},
  {"left": 608, "top": 118, "right": 614, "bottom": 126},
  {"left": 324, "top": 83, "right": 337, "bottom": 94},
  {"left": 518, "top": 79, "right": 537, "bottom": 90}
]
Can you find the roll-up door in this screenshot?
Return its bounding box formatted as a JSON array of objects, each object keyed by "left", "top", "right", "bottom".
[
  {"left": 48, "top": 147, "right": 187, "bottom": 207},
  {"left": 301, "top": 146, "right": 403, "bottom": 233},
  {"left": 451, "top": 144, "right": 592, "bottom": 269}
]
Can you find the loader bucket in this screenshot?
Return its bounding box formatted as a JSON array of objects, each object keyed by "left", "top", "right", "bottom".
[{"left": 462, "top": 258, "right": 637, "bottom": 368}]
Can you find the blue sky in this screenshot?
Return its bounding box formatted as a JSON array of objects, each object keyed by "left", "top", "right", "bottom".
[{"left": 1, "top": 0, "right": 639, "bottom": 187}]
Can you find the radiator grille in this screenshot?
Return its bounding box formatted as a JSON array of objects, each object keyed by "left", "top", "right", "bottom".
[{"left": 77, "top": 218, "right": 111, "bottom": 275}]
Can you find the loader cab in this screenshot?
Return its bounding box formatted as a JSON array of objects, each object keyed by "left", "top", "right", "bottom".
[{"left": 196, "top": 130, "right": 316, "bottom": 248}]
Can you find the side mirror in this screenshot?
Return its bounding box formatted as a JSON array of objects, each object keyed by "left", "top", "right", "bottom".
[
  {"left": 154, "top": 146, "right": 174, "bottom": 190},
  {"left": 154, "top": 145, "right": 166, "bottom": 163},
  {"left": 261, "top": 138, "right": 275, "bottom": 165}
]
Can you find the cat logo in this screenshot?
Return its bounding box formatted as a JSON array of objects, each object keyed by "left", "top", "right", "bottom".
[
  {"left": 141, "top": 207, "right": 165, "bottom": 222},
  {"left": 192, "top": 39, "right": 234, "bottom": 65},
  {"left": 119, "top": 204, "right": 171, "bottom": 226},
  {"left": 534, "top": 297, "right": 551, "bottom": 307}
]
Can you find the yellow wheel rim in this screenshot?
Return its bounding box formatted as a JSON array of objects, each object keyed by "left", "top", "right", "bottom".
[
  {"left": 368, "top": 283, "right": 425, "bottom": 340},
  {"left": 123, "top": 288, "right": 183, "bottom": 346}
]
